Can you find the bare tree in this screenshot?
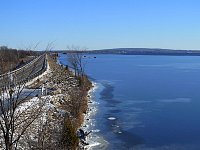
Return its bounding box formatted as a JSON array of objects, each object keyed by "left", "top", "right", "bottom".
[
  {"left": 0, "top": 79, "right": 46, "bottom": 150},
  {"left": 0, "top": 55, "right": 4, "bottom": 74},
  {"left": 0, "top": 46, "right": 47, "bottom": 149},
  {"left": 45, "top": 41, "right": 55, "bottom": 53},
  {"left": 67, "top": 46, "right": 87, "bottom": 78}
]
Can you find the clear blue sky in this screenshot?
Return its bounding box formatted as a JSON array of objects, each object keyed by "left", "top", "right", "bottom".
[{"left": 1, "top": 0, "right": 200, "bottom": 50}]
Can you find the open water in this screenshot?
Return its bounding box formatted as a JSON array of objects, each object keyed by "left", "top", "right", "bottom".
[{"left": 59, "top": 54, "right": 200, "bottom": 150}]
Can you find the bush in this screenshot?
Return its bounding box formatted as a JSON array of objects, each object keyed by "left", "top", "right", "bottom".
[{"left": 61, "top": 116, "right": 79, "bottom": 150}]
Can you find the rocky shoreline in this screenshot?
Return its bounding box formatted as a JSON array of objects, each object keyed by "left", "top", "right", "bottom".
[
  {"left": 44, "top": 55, "right": 93, "bottom": 149},
  {"left": 4, "top": 54, "right": 93, "bottom": 149}
]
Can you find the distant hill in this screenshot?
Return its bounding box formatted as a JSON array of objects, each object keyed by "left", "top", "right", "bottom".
[{"left": 58, "top": 48, "right": 200, "bottom": 56}]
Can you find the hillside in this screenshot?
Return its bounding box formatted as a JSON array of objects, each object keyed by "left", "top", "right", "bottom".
[{"left": 84, "top": 48, "right": 200, "bottom": 56}]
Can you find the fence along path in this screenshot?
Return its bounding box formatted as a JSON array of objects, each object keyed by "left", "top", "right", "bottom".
[{"left": 0, "top": 54, "right": 47, "bottom": 89}]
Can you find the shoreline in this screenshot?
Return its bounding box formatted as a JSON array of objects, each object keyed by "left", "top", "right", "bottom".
[
  {"left": 81, "top": 82, "right": 100, "bottom": 149},
  {"left": 81, "top": 81, "right": 109, "bottom": 150},
  {"left": 57, "top": 53, "right": 108, "bottom": 149}
]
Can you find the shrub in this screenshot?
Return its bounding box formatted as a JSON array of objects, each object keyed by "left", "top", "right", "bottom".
[{"left": 61, "top": 116, "right": 79, "bottom": 150}]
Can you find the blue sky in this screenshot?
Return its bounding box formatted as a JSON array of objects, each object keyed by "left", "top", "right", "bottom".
[{"left": 0, "top": 0, "right": 200, "bottom": 50}]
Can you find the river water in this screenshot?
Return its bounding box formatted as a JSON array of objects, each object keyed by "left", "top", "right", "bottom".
[{"left": 59, "top": 54, "right": 200, "bottom": 150}]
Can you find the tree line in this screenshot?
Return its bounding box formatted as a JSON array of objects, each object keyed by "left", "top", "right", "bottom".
[{"left": 0, "top": 46, "right": 40, "bottom": 74}]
